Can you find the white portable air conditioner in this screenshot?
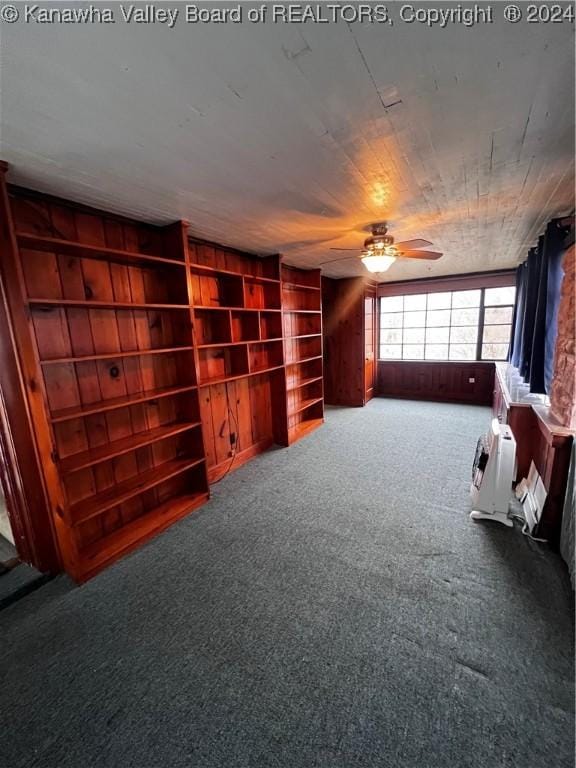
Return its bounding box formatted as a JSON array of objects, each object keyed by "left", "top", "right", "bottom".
[{"left": 470, "top": 419, "right": 516, "bottom": 527}]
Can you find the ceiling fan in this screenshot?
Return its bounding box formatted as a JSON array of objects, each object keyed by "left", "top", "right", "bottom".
[{"left": 326, "top": 222, "right": 443, "bottom": 273}]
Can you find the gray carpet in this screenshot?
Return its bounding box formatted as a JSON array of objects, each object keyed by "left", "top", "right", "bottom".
[{"left": 0, "top": 400, "right": 573, "bottom": 768}]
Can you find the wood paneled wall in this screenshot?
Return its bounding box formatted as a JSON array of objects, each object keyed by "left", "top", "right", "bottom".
[
  {"left": 322, "top": 277, "right": 376, "bottom": 407},
  {"left": 377, "top": 361, "right": 495, "bottom": 405}
]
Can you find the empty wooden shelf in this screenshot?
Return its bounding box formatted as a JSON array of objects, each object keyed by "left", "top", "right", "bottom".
[{"left": 68, "top": 456, "right": 206, "bottom": 526}]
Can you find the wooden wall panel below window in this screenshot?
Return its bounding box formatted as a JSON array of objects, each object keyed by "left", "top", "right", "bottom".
[{"left": 377, "top": 361, "right": 495, "bottom": 405}]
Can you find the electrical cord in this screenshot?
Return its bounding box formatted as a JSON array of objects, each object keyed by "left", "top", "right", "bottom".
[
  {"left": 211, "top": 385, "right": 241, "bottom": 485},
  {"left": 508, "top": 511, "right": 549, "bottom": 543}
]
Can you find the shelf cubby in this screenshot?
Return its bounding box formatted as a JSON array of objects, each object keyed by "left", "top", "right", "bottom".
[
  {"left": 231, "top": 310, "right": 260, "bottom": 342},
  {"left": 67, "top": 453, "right": 206, "bottom": 527},
  {"left": 16, "top": 232, "right": 186, "bottom": 268},
  {"left": 77, "top": 479, "right": 208, "bottom": 577},
  {"left": 190, "top": 242, "right": 280, "bottom": 281},
  {"left": 283, "top": 311, "right": 322, "bottom": 338},
  {"left": 194, "top": 308, "right": 231, "bottom": 346},
  {"left": 31, "top": 305, "right": 193, "bottom": 363},
  {"left": 191, "top": 268, "right": 244, "bottom": 308},
  {"left": 281, "top": 265, "right": 321, "bottom": 289},
  {"left": 282, "top": 286, "right": 321, "bottom": 312},
  {"left": 59, "top": 421, "right": 203, "bottom": 475},
  {"left": 197, "top": 344, "right": 249, "bottom": 385},
  {"left": 244, "top": 278, "right": 281, "bottom": 310},
  {"left": 49, "top": 383, "right": 198, "bottom": 424},
  {"left": 248, "top": 340, "right": 284, "bottom": 374},
  {"left": 260, "top": 311, "right": 283, "bottom": 341},
  {"left": 284, "top": 336, "right": 322, "bottom": 365}
]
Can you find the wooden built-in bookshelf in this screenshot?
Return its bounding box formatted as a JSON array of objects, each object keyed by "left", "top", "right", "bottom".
[
  {"left": 0, "top": 177, "right": 324, "bottom": 581},
  {"left": 189, "top": 243, "right": 288, "bottom": 480},
  {"left": 282, "top": 265, "right": 324, "bottom": 444},
  {"left": 3, "top": 190, "right": 210, "bottom": 581}
]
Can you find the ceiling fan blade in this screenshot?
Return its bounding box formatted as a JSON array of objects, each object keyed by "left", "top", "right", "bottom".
[
  {"left": 398, "top": 250, "right": 443, "bottom": 260},
  {"left": 329, "top": 248, "right": 360, "bottom": 251},
  {"left": 394, "top": 239, "right": 434, "bottom": 250}
]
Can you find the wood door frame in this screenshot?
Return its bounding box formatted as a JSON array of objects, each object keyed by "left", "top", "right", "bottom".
[
  {"left": 363, "top": 282, "right": 377, "bottom": 405},
  {"left": 0, "top": 163, "right": 60, "bottom": 573}
]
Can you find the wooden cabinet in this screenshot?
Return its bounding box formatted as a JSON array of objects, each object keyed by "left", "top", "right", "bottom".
[
  {"left": 493, "top": 364, "right": 574, "bottom": 545},
  {"left": 322, "top": 277, "right": 377, "bottom": 407}
]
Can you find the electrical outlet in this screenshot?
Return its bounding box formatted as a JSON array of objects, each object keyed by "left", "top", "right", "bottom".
[{"left": 468, "top": 377, "right": 475, "bottom": 384}]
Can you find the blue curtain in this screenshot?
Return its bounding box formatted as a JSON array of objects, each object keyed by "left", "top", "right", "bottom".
[{"left": 508, "top": 218, "right": 571, "bottom": 395}]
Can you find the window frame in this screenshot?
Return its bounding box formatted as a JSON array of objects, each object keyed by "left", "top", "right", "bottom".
[{"left": 378, "top": 286, "right": 515, "bottom": 363}]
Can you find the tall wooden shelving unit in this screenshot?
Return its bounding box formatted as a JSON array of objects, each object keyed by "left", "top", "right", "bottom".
[
  {"left": 0, "top": 177, "right": 324, "bottom": 581},
  {"left": 2, "top": 190, "right": 209, "bottom": 581},
  {"left": 188, "top": 243, "right": 288, "bottom": 480},
  {"left": 282, "top": 265, "right": 324, "bottom": 444}
]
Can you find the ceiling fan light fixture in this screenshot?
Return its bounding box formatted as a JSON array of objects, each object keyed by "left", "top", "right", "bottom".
[{"left": 361, "top": 252, "right": 396, "bottom": 273}]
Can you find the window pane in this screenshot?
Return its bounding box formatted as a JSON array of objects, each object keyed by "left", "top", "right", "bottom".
[
  {"left": 380, "top": 296, "right": 403, "bottom": 312},
  {"left": 450, "top": 326, "right": 477, "bottom": 344},
  {"left": 402, "top": 344, "right": 424, "bottom": 360},
  {"left": 485, "top": 306, "right": 513, "bottom": 324},
  {"left": 404, "top": 294, "right": 426, "bottom": 311},
  {"left": 425, "top": 344, "right": 449, "bottom": 360},
  {"left": 484, "top": 287, "right": 516, "bottom": 306},
  {"left": 428, "top": 292, "right": 451, "bottom": 310},
  {"left": 380, "top": 344, "right": 402, "bottom": 359},
  {"left": 381, "top": 312, "right": 403, "bottom": 328},
  {"left": 426, "top": 326, "right": 449, "bottom": 343},
  {"left": 482, "top": 343, "right": 509, "bottom": 360},
  {"left": 381, "top": 328, "right": 402, "bottom": 344},
  {"left": 403, "top": 328, "right": 425, "bottom": 344},
  {"left": 452, "top": 290, "right": 481, "bottom": 308},
  {"left": 451, "top": 307, "right": 479, "bottom": 326},
  {"left": 483, "top": 324, "right": 511, "bottom": 343},
  {"left": 449, "top": 344, "right": 476, "bottom": 360},
  {"left": 403, "top": 311, "right": 426, "bottom": 328},
  {"left": 426, "top": 309, "right": 451, "bottom": 327}
]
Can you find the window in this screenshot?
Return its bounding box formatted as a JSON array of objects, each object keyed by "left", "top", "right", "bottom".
[{"left": 379, "top": 286, "right": 515, "bottom": 361}]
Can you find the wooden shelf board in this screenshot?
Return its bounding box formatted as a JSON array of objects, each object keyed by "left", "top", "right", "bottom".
[
  {"left": 289, "top": 397, "right": 324, "bottom": 416},
  {"left": 282, "top": 281, "right": 321, "bottom": 291},
  {"left": 281, "top": 309, "right": 321, "bottom": 314},
  {"left": 60, "top": 421, "right": 202, "bottom": 475},
  {"left": 286, "top": 355, "right": 323, "bottom": 366},
  {"left": 16, "top": 232, "right": 184, "bottom": 269},
  {"left": 50, "top": 384, "right": 198, "bottom": 423},
  {"left": 287, "top": 376, "right": 323, "bottom": 392},
  {"left": 29, "top": 298, "right": 189, "bottom": 311},
  {"left": 190, "top": 262, "right": 279, "bottom": 284},
  {"left": 198, "top": 365, "right": 284, "bottom": 388},
  {"left": 287, "top": 334, "right": 322, "bottom": 340},
  {"left": 197, "top": 338, "right": 282, "bottom": 349},
  {"left": 78, "top": 491, "right": 208, "bottom": 579},
  {"left": 69, "top": 456, "right": 206, "bottom": 526},
  {"left": 288, "top": 417, "right": 324, "bottom": 445},
  {"left": 40, "top": 345, "right": 195, "bottom": 365},
  {"left": 193, "top": 305, "right": 281, "bottom": 313}
]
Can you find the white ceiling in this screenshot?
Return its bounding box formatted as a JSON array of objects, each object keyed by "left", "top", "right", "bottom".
[{"left": 1, "top": 8, "right": 574, "bottom": 279}]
